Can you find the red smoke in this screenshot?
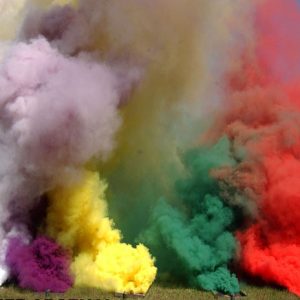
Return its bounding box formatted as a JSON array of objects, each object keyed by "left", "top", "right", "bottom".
[
  {"left": 238, "top": 154, "right": 300, "bottom": 296},
  {"left": 215, "top": 0, "right": 300, "bottom": 296}
]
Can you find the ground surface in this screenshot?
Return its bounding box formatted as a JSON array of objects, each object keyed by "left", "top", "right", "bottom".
[{"left": 0, "top": 283, "right": 298, "bottom": 300}]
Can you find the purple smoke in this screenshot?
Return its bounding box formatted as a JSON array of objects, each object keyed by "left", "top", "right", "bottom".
[{"left": 6, "top": 236, "right": 73, "bottom": 292}]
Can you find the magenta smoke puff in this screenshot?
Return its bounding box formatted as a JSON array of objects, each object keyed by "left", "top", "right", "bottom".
[
  {"left": 6, "top": 236, "right": 73, "bottom": 292},
  {"left": 0, "top": 37, "right": 140, "bottom": 285}
]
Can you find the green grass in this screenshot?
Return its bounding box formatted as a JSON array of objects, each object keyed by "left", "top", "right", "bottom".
[{"left": 0, "top": 283, "right": 298, "bottom": 300}]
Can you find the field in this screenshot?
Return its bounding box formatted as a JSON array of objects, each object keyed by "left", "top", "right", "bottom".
[{"left": 0, "top": 283, "right": 299, "bottom": 300}]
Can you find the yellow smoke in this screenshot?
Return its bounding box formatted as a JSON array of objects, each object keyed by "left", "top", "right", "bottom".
[
  {"left": 0, "top": 0, "right": 26, "bottom": 40},
  {"left": 46, "top": 171, "right": 156, "bottom": 294},
  {"left": 0, "top": 0, "right": 26, "bottom": 61}
]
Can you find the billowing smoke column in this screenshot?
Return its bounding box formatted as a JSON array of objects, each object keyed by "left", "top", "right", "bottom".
[
  {"left": 140, "top": 138, "right": 240, "bottom": 294},
  {"left": 192, "top": 0, "right": 300, "bottom": 296},
  {"left": 46, "top": 171, "right": 156, "bottom": 293},
  {"left": 230, "top": 0, "right": 300, "bottom": 296},
  {"left": 0, "top": 0, "right": 155, "bottom": 293},
  {"left": 1, "top": 0, "right": 300, "bottom": 297}
]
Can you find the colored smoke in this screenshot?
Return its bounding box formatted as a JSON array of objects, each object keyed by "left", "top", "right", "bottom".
[
  {"left": 227, "top": 0, "right": 300, "bottom": 296},
  {"left": 1, "top": 0, "right": 300, "bottom": 297},
  {"left": 140, "top": 138, "right": 239, "bottom": 294},
  {"left": 47, "top": 171, "right": 157, "bottom": 294},
  {"left": 6, "top": 236, "right": 73, "bottom": 292},
  {"left": 0, "top": 0, "right": 147, "bottom": 290}
]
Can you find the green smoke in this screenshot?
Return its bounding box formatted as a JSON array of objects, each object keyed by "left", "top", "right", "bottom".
[{"left": 139, "top": 137, "right": 240, "bottom": 294}]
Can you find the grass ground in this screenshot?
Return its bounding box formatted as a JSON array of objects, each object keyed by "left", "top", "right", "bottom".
[{"left": 0, "top": 283, "right": 298, "bottom": 300}]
